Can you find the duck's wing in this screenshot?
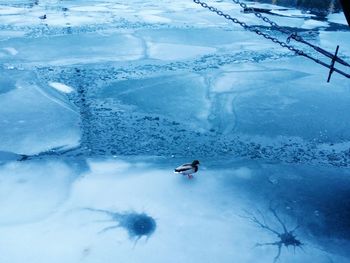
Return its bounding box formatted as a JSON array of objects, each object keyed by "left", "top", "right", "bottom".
[{"left": 174, "top": 163, "right": 192, "bottom": 172}]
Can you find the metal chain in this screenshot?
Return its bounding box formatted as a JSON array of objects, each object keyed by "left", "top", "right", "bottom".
[
  {"left": 192, "top": 0, "right": 350, "bottom": 79},
  {"left": 231, "top": 0, "right": 292, "bottom": 34},
  {"left": 193, "top": 0, "right": 304, "bottom": 54},
  {"left": 230, "top": 0, "right": 350, "bottom": 67}
]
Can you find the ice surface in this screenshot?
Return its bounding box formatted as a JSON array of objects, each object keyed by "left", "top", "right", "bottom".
[
  {"left": 147, "top": 42, "right": 216, "bottom": 60},
  {"left": 0, "top": 0, "right": 350, "bottom": 262},
  {"left": 0, "top": 71, "right": 80, "bottom": 154},
  {"left": 0, "top": 158, "right": 349, "bottom": 263},
  {"left": 1, "top": 33, "right": 144, "bottom": 66},
  {"left": 98, "top": 73, "right": 210, "bottom": 130},
  {"left": 0, "top": 160, "right": 76, "bottom": 225},
  {"left": 328, "top": 12, "right": 349, "bottom": 26}
]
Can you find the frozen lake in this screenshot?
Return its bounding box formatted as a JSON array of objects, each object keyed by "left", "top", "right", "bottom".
[{"left": 0, "top": 0, "right": 350, "bottom": 262}]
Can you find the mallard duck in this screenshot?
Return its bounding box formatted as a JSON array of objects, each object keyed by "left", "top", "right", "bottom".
[{"left": 174, "top": 160, "right": 200, "bottom": 179}]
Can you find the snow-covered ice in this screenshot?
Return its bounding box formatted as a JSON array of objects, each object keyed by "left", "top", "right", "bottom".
[
  {"left": 48, "top": 82, "right": 74, "bottom": 93},
  {"left": 0, "top": 0, "right": 350, "bottom": 262}
]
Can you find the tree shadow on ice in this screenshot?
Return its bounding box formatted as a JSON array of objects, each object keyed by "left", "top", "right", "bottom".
[
  {"left": 84, "top": 208, "right": 157, "bottom": 244},
  {"left": 243, "top": 204, "right": 303, "bottom": 263}
]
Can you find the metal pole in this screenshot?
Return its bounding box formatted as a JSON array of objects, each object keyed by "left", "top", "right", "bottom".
[{"left": 327, "top": 45, "right": 339, "bottom": 83}]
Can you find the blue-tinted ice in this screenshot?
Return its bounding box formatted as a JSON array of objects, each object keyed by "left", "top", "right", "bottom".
[{"left": 0, "top": 0, "right": 350, "bottom": 262}]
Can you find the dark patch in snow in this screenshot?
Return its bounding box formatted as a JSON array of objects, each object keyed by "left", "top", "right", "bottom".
[
  {"left": 120, "top": 213, "right": 157, "bottom": 238},
  {"left": 85, "top": 208, "right": 156, "bottom": 241},
  {"left": 244, "top": 205, "right": 303, "bottom": 263}
]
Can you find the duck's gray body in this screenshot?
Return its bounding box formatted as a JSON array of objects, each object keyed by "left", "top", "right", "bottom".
[{"left": 174, "top": 160, "right": 200, "bottom": 178}]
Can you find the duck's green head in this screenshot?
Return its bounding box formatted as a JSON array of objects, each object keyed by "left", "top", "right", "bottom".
[{"left": 192, "top": 160, "right": 200, "bottom": 166}]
